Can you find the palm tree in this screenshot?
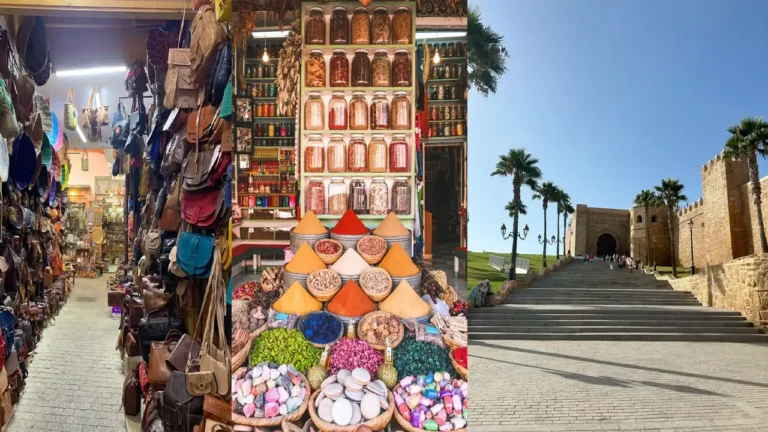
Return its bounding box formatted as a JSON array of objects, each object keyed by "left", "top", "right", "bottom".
[
  {"left": 468, "top": 6, "right": 508, "bottom": 96},
  {"left": 492, "top": 148, "right": 542, "bottom": 280},
  {"left": 723, "top": 116, "right": 768, "bottom": 253},
  {"left": 563, "top": 202, "right": 575, "bottom": 255},
  {"left": 505, "top": 200, "right": 527, "bottom": 218},
  {"left": 634, "top": 189, "right": 661, "bottom": 265},
  {"left": 554, "top": 190, "right": 570, "bottom": 260},
  {"left": 655, "top": 179, "right": 688, "bottom": 277},
  {"left": 532, "top": 182, "right": 560, "bottom": 269}
]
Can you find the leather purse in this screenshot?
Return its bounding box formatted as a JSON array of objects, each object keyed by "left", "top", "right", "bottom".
[
  {"left": 176, "top": 232, "right": 215, "bottom": 278},
  {"left": 181, "top": 188, "right": 224, "bottom": 228},
  {"left": 158, "top": 176, "right": 183, "bottom": 232},
  {"left": 143, "top": 225, "right": 163, "bottom": 258},
  {"left": 190, "top": 6, "right": 226, "bottom": 86},
  {"left": 138, "top": 310, "right": 185, "bottom": 361},
  {"left": 203, "top": 394, "right": 230, "bottom": 423},
  {"left": 161, "top": 130, "right": 188, "bottom": 176},
  {"left": 123, "top": 370, "right": 141, "bottom": 416},
  {"left": 148, "top": 330, "right": 182, "bottom": 387},
  {"left": 0, "top": 308, "right": 14, "bottom": 358},
  {"left": 128, "top": 297, "right": 144, "bottom": 329},
  {"left": 206, "top": 42, "right": 231, "bottom": 107},
  {"left": 166, "top": 333, "right": 200, "bottom": 372},
  {"left": 161, "top": 371, "right": 204, "bottom": 432},
  {"left": 186, "top": 106, "right": 217, "bottom": 145}
]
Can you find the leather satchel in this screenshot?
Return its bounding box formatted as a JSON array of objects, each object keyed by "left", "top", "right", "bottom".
[
  {"left": 148, "top": 330, "right": 182, "bottom": 387},
  {"left": 180, "top": 146, "right": 224, "bottom": 191},
  {"left": 190, "top": 6, "right": 226, "bottom": 86},
  {"left": 181, "top": 188, "right": 224, "bottom": 228},
  {"left": 158, "top": 177, "right": 183, "bottom": 232},
  {"left": 143, "top": 225, "right": 162, "bottom": 258},
  {"left": 166, "top": 333, "right": 200, "bottom": 372},
  {"left": 138, "top": 310, "right": 185, "bottom": 361},
  {"left": 123, "top": 370, "right": 141, "bottom": 416},
  {"left": 186, "top": 106, "right": 217, "bottom": 145},
  {"left": 161, "top": 371, "right": 204, "bottom": 432},
  {"left": 206, "top": 42, "right": 231, "bottom": 107},
  {"left": 176, "top": 232, "right": 214, "bottom": 278},
  {"left": 161, "top": 130, "right": 188, "bottom": 176}
]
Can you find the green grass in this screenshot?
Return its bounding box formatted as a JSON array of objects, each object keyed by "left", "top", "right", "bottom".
[
  {"left": 646, "top": 266, "right": 693, "bottom": 278},
  {"left": 468, "top": 251, "right": 558, "bottom": 292}
]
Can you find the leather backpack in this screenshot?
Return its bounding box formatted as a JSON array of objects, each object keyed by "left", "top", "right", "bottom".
[{"left": 161, "top": 371, "right": 204, "bottom": 432}]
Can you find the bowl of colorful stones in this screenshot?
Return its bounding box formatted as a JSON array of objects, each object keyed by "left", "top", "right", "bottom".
[
  {"left": 297, "top": 311, "right": 344, "bottom": 349},
  {"left": 308, "top": 368, "right": 395, "bottom": 432},
  {"left": 232, "top": 363, "right": 311, "bottom": 427},
  {"left": 392, "top": 373, "right": 468, "bottom": 432}
]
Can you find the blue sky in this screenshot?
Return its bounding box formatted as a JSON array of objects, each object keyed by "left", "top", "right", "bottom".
[{"left": 468, "top": 0, "right": 768, "bottom": 254}]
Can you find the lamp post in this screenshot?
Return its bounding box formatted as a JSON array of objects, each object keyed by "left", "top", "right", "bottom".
[
  {"left": 501, "top": 223, "right": 529, "bottom": 280},
  {"left": 652, "top": 236, "right": 657, "bottom": 272},
  {"left": 538, "top": 234, "right": 557, "bottom": 268},
  {"left": 688, "top": 219, "right": 695, "bottom": 276}
]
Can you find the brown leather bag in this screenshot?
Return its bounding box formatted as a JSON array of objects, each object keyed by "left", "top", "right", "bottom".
[
  {"left": 0, "top": 367, "right": 10, "bottom": 427},
  {"left": 158, "top": 177, "right": 182, "bottom": 232},
  {"left": 142, "top": 276, "right": 168, "bottom": 312},
  {"left": 203, "top": 394, "right": 230, "bottom": 424},
  {"left": 186, "top": 106, "right": 216, "bottom": 145},
  {"left": 180, "top": 145, "right": 222, "bottom": 191},
  {"left": 161, "top": 130, "right": 189, "bottom": 176},
  {"left": 190, "top": 6, "right": 226, "bottom": 86},
  {"left": 166, "top": 333, "right": 200, "bottom": 372},
  {"left": 161, "top": 371, "right": 204, "bottom": 432},
  {"left": 123, "top": 370, "right": 141, "bottom": 416},
  {"left": 165, "top": 4, "right": 200, "bottom": 111},
  {"left": 108, "top": 290, "right": 125, "bottom": 308},
  {"left": 148, "top": 330, "right": 182, "bottom": 387}
]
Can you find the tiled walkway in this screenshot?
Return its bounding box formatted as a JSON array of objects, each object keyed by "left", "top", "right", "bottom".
[{"left": 9, "top": 276, "right": 126, "bottom": 431}]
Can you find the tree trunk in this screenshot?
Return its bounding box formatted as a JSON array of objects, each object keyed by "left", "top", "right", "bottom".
[
  {"left": 555, "top": 209, "right": 561, "bottom": 260},
  {"left": 542, "top": 201, "right": 548, "bottom": 268},
  {"left": 645, "top": 203, "right": 651, "bottom": 266},
  {"left": 563, "top": 213, "right": 568, "bottom": 255},
  {"left": 509, "top": 180, "right": 521, "bottom": 280},
  {"left": 748, "top": 152, "right": 768, "bottom": 253},
  {"left": 667, "top": 206, "right": 677, "bottom": 277}
]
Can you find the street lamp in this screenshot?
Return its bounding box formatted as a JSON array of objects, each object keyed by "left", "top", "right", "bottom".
[
  {"left": 501, "top": 223, "right": 529, "bottom": 280},
  {"left": 538, "top": 234, "right": 557, "bottom": 245},
  {"left": 652, "top": 236, "right": 657, "bottom": 272},
  {"left": 688, "top": 219, "right": 695, "bottom": 276}
]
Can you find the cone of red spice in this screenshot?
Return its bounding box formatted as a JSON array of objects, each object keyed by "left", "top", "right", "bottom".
[
  {"left": 331, "top": 210, "right": 370, "bottom": 235},
  {"left": 452, "top": 346, "right": 468, "bottom": 368},
  {"left": 326, "top": 280, "right": 376, "bottom": 317}
]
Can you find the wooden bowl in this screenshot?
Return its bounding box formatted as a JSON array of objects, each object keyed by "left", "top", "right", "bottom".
[
  {"left": 307, "top": 269, "right": 343, "bottom": 302},
  {"left": 358, "top": 311, "right": 404, "bottom": 351},
  {"left": 393, "top": 403, "right": 467, "bottom": 432},
  {"left": 307, "top": 390, "right": 394, "bottom": 432},
  {"left": 356, "top": 235, "right": 387, "bottom": 265},
  {"left": 314, "top": 239, "right": 343, "bottom": 265},
  {"left": 450, "top": 350, "right": 468, "bottom": 380},
  {"left": 232, "top": 373, "right": 311, "bottom": 428},
  {"left": 297, "top": 312, "right": 344, "bottom": 349},
  {"left": 358, "top": 268, "right": 392, "bottom": 302}
]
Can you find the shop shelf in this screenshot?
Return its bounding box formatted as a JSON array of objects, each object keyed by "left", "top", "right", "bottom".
[
  {"left": 426, "top": 99, "right": 466, "bottom": 103},
  {"left": 301, "top": 129, "right": 415, "bottom": 135},
  {"left": 300, "top": 172, "right": 415, "bottom": 177},
  {"left": 303, "top": 87, "right": 413, "bottom": 93},
  {"left": 237, "top": 193, "right": 295, "bottom": 196},
  {"left": 422, "top": 135, "right": 467, "bottom": 142},
  {"left": 241, "top": 207, "right": 294, "bottom": 210},
  {"left": 251, "top": 97, "right": 278, "bottom": 101},
  {"left": 245, "top": 77, "right": 277, "bottom": 82},
  {"left": 428, "top": 120, "right": 466, "bottom": 124},
  {"left": 244, "top": 58, "right": 279, "bottom": 64},
  {"left": 316, "top": 214, "right": 414, "bottom": 220},
  {"left": 427, "top": 78, "right": 463, "bottom": 83},
  {"left": 252, "top": 116, "right": 295, "bottom": 121}
]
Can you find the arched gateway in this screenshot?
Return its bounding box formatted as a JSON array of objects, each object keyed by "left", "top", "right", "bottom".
[{"left": 596, "top": 233, "right": 617, "bottom": 256}]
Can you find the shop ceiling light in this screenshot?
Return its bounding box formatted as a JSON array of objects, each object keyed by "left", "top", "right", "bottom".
[
  {"left": 55, "top": 65, "right": 127, "bottom": 77},
  {"left": 251, "top": 30, "right": 290, "bottom": 39},
  {"left": 75, "top": 125, "right": 87, "bottom": 144},
  {"left": 416, "top": 31, "right": 467, "bottom": 40}
]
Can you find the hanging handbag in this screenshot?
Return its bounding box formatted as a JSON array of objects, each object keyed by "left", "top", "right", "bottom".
[
  {"left": 206, "top": 42, "right": 231, "bottom": 107},
  {"left": 141, "top": 275, "right": 167, "bottom": 311},
  {"left": 176, "top": 231, "right": 215, "bottom": 278},
  {"left": 203, "top": 394, "right": 230, "bottom": 424},
  {"left": 96, "top": 90, "right": 109, "bottom": 126},
  {"left": 166, "top": 333, "right": 200, "bottom": 372},
  {"left": 0, "top": 80, "right": 18, "bottom": 140},
  {"left": 148, "top": 330, "right": 182, "bottom": 387},
  {"left": 181, "top": 187, "right": 224, "bottom": 228},
  {"left": 0, "top": 366, "right": 10, "bottom": 426},
  {"left": 176, "top": 279, "right": 200, "bottom": 339},
  {"left": 165, "top": 5, "right": 200, "bottom": 110},
  {"left": 137, "top": 310, "right": 185, "bottom": 361},
  {"left": 81, "top": 86, "right": 101, "bottom": 142},
  {"left": 129, "top": 95, "right": 148, "bottom": 136},
  {"left": 186, "top": 105, "right": 217, "bottom": 145},
  {"left": 123, "top": 370, "right": 141, "bottom": 416},
  {"left": 214, "top": 0, "right": 232, "bottom": 22},
  {"left": 190, "top": 5, "right": 226, "bottom": 86},
  {"left": 158, "top": 176, "right": 182, "bottom": 232},
  {"left": 161, "top": 371, "right": 204, "bottom": 432},
  {"left": 81, "top": 149, "right": 89, "bottom": 171},
  {"left": 180, "top": 145, "right": 224, "bottom": 191},
  {"left": 63, "top": 88, "right": 77, "bottom": 131},
  {"left": 161, "top": 130, "right": 188, "bottom": 176}
]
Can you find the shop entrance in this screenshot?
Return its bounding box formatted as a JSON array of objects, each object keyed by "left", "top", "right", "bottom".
[
  {"left": 425, "top": 144, "right": 465, "bottom": 255},
  {"left": 596, "top": 233, "right": 618, "bottom": 256}
]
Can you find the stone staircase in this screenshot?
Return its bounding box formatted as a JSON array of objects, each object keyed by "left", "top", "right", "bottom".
[{"left": 469, "top": 260, "right": 768, "bottom": 341}]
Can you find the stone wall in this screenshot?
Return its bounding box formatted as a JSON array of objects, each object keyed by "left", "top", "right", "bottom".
[
  {"left": 673, "top": 200, "right": 706, "bottom": 269},
  {"left": 739, "top": 176, "right": 768, "bottom": 256},
  {"left": 565, "top": 206, "right": 629, "bottom": 257},
  {"left": 665, "top": 254, "right": 768, "bottom": 325},
  {"left": 630, "top": 205, "right": 671, "bottom": 266}
]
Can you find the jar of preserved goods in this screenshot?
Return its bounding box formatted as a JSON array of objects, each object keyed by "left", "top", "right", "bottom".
[
  {"left": 372, "top": 50, "right": 391, "bottom": 87},
  {"left": 369, "top": 178, "right": 388, "bottom": 215},
  {"left": 349, "top": 92, "right": 369, "bottom": 130},
  {"left": 390, "top": 91, "right": 410, "bottom": 130},
  {"left": 306, "top": 50, "right": 326, "bottom": 87},
  {"left": 330, "top": 7, "right": 350, "bottom": 45},
  {"left": 370, "top": 92, "right": 390, "bottom": 130},
  {"left": 351, "top": 50, "right": 371, "bottom": 87},
  {"left": 351, "top": 8, "right": 370, "bottom": 45},
  {"left": 329, "top": 50, "right": 349, "bottom": 87},
  {"left": 391, "top": 178, "right": 411, "bottom": 215},
  {"left": 389, "top": 135, "right": 409, "bottom": 173},
  {"left": 371, "top": 8, "right": 391, "bottom": 44},
  {"left": 443, "top": 123, "right": 451, "bottom": 137},
  {"left": 348, "top": 178, "right": 368, "bottom": 215},
  {"left": 348, "top": 135, "right": 367, "bottom": 172},
  {"left": 392, "top": 50, "right": 411, "bottom": 87},
  {"left": 305, "top": 135, "right": 325, "bottom": 173},
  {"left": 306, "top": 178, "right": 326, "bottom": 215},
  {"left": 305, "top": 8, "right": 326, "bottom": 45},
  {"left": 368, "top": 135, "right": 387, "bottom": 173},
  {"left": 447, "top": 42, "right": 455, "bottom": 57},
  {"left": 327, "top": 135, "right": 346, "bottom": 172},
  {"left": 304, "top": 93, "right": 324, "bottom": 130},
  {"left": 328, "top": 178, "right": 348, "bottom": 215},
  {"left": 457, "top": 121, "right": 464, "bottom": 136},
  {"left": 328, "top": 93, "right": 348, "bottom": 130},
  {"left": 392, "top": 7, "right": 412, "bottom": 44}
]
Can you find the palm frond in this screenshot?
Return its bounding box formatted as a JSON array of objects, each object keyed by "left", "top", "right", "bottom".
[{"left": 468, "top": 6, "right": 508, "bottom": 97}]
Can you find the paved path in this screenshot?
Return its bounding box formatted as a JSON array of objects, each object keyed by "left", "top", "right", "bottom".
[
  {"left": 469, "top": 340, "right": 768, "bottom": 431},
  {"left": 9, "top": 276, "right": 126, "bottom": 432}
]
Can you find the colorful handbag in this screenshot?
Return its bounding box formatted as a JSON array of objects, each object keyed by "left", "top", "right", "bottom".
[
  {"left": 63, "top": 88, "right": 77, "bottom": 131},
  {"left": 176, "top": 232, "right": 214, "bottom": 278},
  {"left": 181, "top": 188, "right": 224, "bottom": 228}
]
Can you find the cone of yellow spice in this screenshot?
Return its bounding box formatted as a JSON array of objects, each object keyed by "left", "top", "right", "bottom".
[
  {"left": 272, "top": 281, "right": 322, "bottom": 316},
  {"left": 286, "top": 242, "right": 327, "bottom": 274},
  {"left": 378, "top": 243, "right": 419, "bottom": 277},
  {"left": 379, "top": 281, "right": 431, "bottom": 319},
  {"left": 373, "top": 212, "right": 409, "bottom": 237},
  {"left": 293, "top": 211, "right": 328, "bottom": 235}
]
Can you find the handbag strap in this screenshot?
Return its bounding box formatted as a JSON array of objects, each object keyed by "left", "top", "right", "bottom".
[
  {"left": 179, "top": 1, "right": 189, "bottom": 49},
  {"left": 66, "top": 89, "right": 75, "bottom": 105},
  {"left": 86, "top": 86, "right": 96, "bottom": 110}
]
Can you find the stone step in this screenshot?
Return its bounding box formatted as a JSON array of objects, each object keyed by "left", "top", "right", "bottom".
[
  {"left": 506, "top": 299, "right": 703, "bottom": 306},
  {"left": 468, "top": 319, "right": 752, "bottom": 327},
  {"left": 468, "top": 325, "right": 760, "bottom": 334},
  {"left": 469, "top": 307, "right": 743, "bottom": 317},
  {"left": 469, "top": 332, "right": 768, "bottom": 342},
  {"left": 509, "top": 292, "right": 697, "bottom": 299}
]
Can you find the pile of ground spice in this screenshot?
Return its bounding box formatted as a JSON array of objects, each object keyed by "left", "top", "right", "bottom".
[
  {"left": 378, "top": 243, "right": 419, "bottom": 277},
  {"left": 331, "top": 210, "right": 370, "bottom": 235},
  {"left": 293, "top": 211, "right": 328, "bottom": 235},
  {"left": 272, "top": 282, "right": 322, "bottom": 316},
  {"left": 373, "top": 212, "right": 409, "bottom": 237},
  {"left": 326, "top": 280, "right": 376, "bottom": 317},
  {"left": 329, "top": 249, "right": 371, "bottom": 276},
  {"left": 286, "top": 242, "right": 328, "bottom": 274},
  {"left": 379, "top": 281, "right": 431, "bottom": 319}
]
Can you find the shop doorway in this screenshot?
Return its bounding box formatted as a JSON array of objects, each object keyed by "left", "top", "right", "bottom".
[
  {"left": 596, "top": 233, "right": 617, "bottom": 256},
  {"left": 425, "top": 144, "right": 465, "bottom": 255}
]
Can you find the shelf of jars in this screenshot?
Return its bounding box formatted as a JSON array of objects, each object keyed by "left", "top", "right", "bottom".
[
  {"left": 300, "top": 2, "right": 417, "bottom": 227},
  {"left": 422, "top": 39, "right": 468, "bottom": 143}
]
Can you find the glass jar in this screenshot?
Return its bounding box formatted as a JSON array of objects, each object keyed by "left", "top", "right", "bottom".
[
  {"left": 306, "top": 178, "right": 326, "bottom": 215},
  {"left": 306, "top": 50, "right": 326, "bottom": 87},
  {"left": 304, "top": 93, "right": 324, "bottom": 130},
  {"left": 328, "top": 93, "right": 348, "bottom": 130},
  {"left": 372, "top": 50, "right": 391, "bottom": 87},
  {"left": 389, "top": 135, "right": 409, "bottom": 173},
  {"left": 328, "top": 178, "right": 347, "bottom": 215},
  {"left": 351, "top": 8, "right": 370, "bottom": 45},
  {"left": 349, "top": 92, "right": 369, "bottom": 130},
  {"left": 330, "top": 50, "right": 349, "bottom": 87},
  {"left": 392, "top": 50, "right": 411, "bottom": 87},
  {"left": 391, "top": 178, "right": 411, "bottom": 215},
  {"left": 305, "top": 135, "right": 325, "bottom": 173},
  {"left": 371, "top": 8, "right": 391, "bottom": 44},
  {"left": 390, "top": 91, "right": 410, "bottom": 130},
  {"left": 370, "top": 92, "right": 390, "bottom": 130},
  {"left": 327, "top": 135, "right": 346, "bottom": 173},
  {"left": 305, "top": 8, "right": 326, "bottom": 45},
  {"left": 351, "top": 50, "right": 371, "bottom": 87},
  {"left": 330, "top": 7, "right": 350, "bottom": 45},
  {"left": 348, "top": 178, "right": 368, "bottom": 215},
  {"left": 368, "top": 135, "right": 388, "bottom": 173},
  {"left": 348, "top": 135, "right": 367, "bottom": 173},
  {"left": 369, "top": 178, "right": 388, "bottom": 215},
  {"left": 392, "top": 7, "right": 412, "bottom": 44}
]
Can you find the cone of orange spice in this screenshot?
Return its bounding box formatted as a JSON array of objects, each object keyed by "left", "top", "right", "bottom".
[{"left": 326, "top": 280, "right": 376, "bottom": 318}]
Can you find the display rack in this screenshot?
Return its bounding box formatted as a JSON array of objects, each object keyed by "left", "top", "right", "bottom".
[
  {"left": 421, "top": 39, "right": 467, "bottom": 145},
  {"left": 299, "top": 2, "right": 417, "bottom": 229}
]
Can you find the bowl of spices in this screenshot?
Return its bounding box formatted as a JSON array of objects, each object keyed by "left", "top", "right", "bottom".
[
  {"left": 359, "top": 268, "right": 392, "bottom": 302},
  {"left": 356, "top": 235, "right": 387, "bottom": 265},
  {"left": 372, "top": 213, "right": 412, "bottom": 254},
  {"left": 290, "top": 211, "right": 330, "bottom": 253},
  {"left": 298, "top": 312, "right": 344, "bottom": 348},
  {"left": 326, "top": 280, "right": 377, "bottom": 323},
  {"left": 359, "top": 311, "right": 404, "bottom": 351},
  {"left": 307, "top": 269, "right": 343, "bottom": 302},
  {"left": 314, "top": 239, "right": 343, "bottom": 265},
  {"left": 330, "top": 210, "right": 371, "bottom": 251},
  {"left": 284, "top": 243, "right": 329, "bottom": 289},
  {"left": 378, "top": 243, "right": 422, "bottom": 291}
]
